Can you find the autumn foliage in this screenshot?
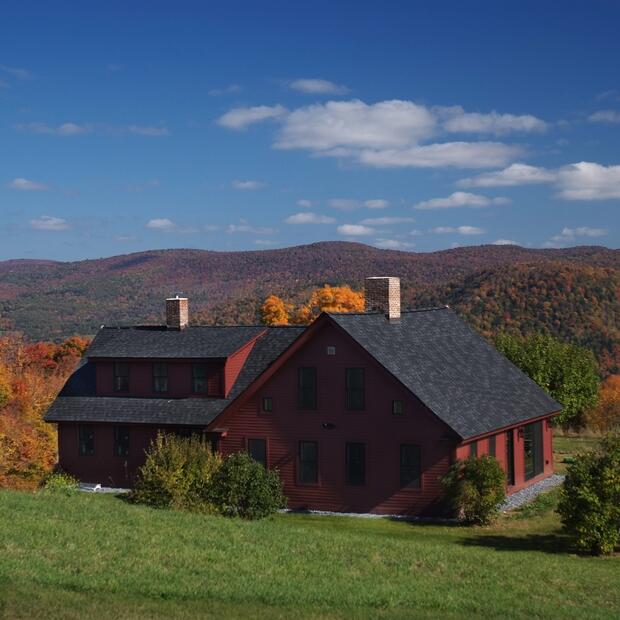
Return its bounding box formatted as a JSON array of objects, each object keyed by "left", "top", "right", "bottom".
[
  {"left": 260, "top": 285, "right": 364, "bottom": 326},
  {"left": 0, "top": 335, "right": 89, "bottom": 489},
  {"left": 587, "top": 375, "right": 620, "bottom": 432}
]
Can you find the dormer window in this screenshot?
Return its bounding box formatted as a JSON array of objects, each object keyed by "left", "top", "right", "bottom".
[
  {"left": 192, "top": 363, "right": 209, "bottom": 393},
  {"left": 153, "top": 363, "right": 168, "bottom": 393},
  {"left": 113, "top": 362, "right": 129, "bottom": 393}
]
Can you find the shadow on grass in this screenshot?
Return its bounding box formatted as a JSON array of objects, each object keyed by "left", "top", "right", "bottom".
[{"left": 461, "top": 531, "right": 574, "bottom": 555}]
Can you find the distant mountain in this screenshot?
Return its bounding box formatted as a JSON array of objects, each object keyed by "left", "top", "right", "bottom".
[{"left": 0, "top": 242, "right": 618, "bottom": 372}]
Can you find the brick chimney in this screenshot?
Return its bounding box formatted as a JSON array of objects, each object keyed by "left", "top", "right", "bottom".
[
  {"left": 365, "top": 277, "right": 401, "bottom": 320},
  {"left": 166, "top": 295, "right": 189, "bottom": 330}
]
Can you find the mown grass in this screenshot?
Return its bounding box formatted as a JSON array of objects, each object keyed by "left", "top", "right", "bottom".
[
  {"left": 0, "top": 488, "right": 618, "bottom": 620},
  {"left": 554, "top": 434, "right": 601, "bottom": 474}
]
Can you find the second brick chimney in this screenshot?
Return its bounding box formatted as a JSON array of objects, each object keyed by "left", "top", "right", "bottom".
[
  {"left": 365, "top": 277, "right": 401, "bottom": 320},
  {"left": 166, "top": 295, "right": 189, "bottom": 330}
]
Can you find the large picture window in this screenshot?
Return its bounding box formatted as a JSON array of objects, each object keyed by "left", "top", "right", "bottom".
[
  {"left": 113, "top": 362, "right": 129, "bottom": 392},
  {"left": 345, "top": 368, "right": 365, "bottom": 410},
  {"left": 345, "top": 442, "right": 365, "bottom": 485},
  {"left": 78, "top": 425, "right": 95, "bottom": 456},
  {"left": 298, "top": 367, "right": 317, "bottom": 410},
  {"left": 523, "top": 421, "right": 544, "bottom": 480},
  {"left": 114, "top": 426, "right": 130, "bottom": 457},
  {"left": 152, "top": 363, "right": 168, "bottom": 393},
  {"left": 298, "top": 441, "right": 318, "bottom": 483},
  {"left": 400, "top": 444, "right": 421, "bottom": 488}
]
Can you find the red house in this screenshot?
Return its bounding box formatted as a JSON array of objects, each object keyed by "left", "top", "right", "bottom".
[{"left": 45, "top": 277, "right": 560, "bottom": 515}]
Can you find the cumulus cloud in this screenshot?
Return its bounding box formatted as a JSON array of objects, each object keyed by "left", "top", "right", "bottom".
[
  {"left": 146, "top": 218, "right": 177, "bottom": 231},
  {"left": 216, "top": 104, "right": 287, "bottom": 130},
  {"left": 208, "top": 84, "right": 242, "bottom": 96},
  {"left": 8, "top": 177, "right": 49, "bottom": 191},
  {"left": 15, "top": 122, "right": 92, "bottom": 136},
  {"left": 439, "top": 106, "right": 547, "bottom": 135},
  {"left": 431, "top": 225, "right": 485, "bottom": 235},
  {"left": 555, "top": 162, "right": 620, "bottom": 200},
  {"left": 364, "top": 199, "right": 389, "bottom": 209},
  {"left": 254, "top": 239, "right": 277, "bottom": 246},
  {"left": 329, "top": 198, "right": 360, "bottom": 211},
  {"left": 14, "top": 122, "right": 170, "bottom": 137},
  {"left": 373, "top": 238, "right": 415, "bottom": 250},
  {"left": 227, "top": 222, "right": 277, "bottom": 234},
  {"left": 127, "top": 125, "right": 170, "bottom": 136},
  {"left": 297, "top": 199, "right": 313, "bottom": 208},
  {"left": 493, "top": 239, "right": 518, "bottom": 245},
  {"left": 358, "top": 216, "right": 415, "bottom": 225},
  {"left": 0, "top": 65, "right": 32, "bottom": 80},
  {"left": 414, "top": 191, "right": 510, "bottom": 210},
  {"left": 232, "top": 179, "right": 265, "bottom": 190},
  {"left": 289, "top": 78, "right": 349, "bottom": 95},
  {"left": 458, "top": 163, "right": 557, "bottom": 187},
  {"left": 30, "top": 215, "right": 70, "bottom": 231},
  {"left": 588, "top": 110, "right": 620, "bottom": 124},
  {"left": 285, "top": 212, "right": 336, "bottom": 224},
  {"left": 551, "top": 226, "right": 608, "bottom": 242},
  {"left": 337, "top": 224, "right": 375, "bottom": 236}
]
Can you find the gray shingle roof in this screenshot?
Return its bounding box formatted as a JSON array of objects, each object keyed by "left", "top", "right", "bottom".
[
  {"left": 44, "top": 327, "right": 305, "bottom": 425},
  {"left": 87, "top": 325, "right": 267, "bottom": 359},
  {"left": 329, "top": 308, "right": 561, "bottom": 439}
]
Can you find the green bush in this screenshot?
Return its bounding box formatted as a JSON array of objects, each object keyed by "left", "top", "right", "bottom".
[
  {"left": 209, "top": 452, "right": 286, "bottom": 519},
  {"left": 42, "top": 471, "right": 79, "bottom": 496},
  {"left": 557, "top": 433, "right": 620, "bottom": 555},
  {"left": 441, "top": 455, "right": 506, "bottom": 525},
  {"left": 131, "top": 433, "right": 222, "bottom": 511}
]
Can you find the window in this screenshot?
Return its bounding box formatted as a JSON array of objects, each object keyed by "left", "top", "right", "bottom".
[
  {"left": 248, "top": 438, "right": 267, "bottom": 468},
  {"left": 78, "top": 425, "right": 94, "bottom": 456},
  {"left": 192, "top": 364, "right": 209, "bottom": 393},
  {"left": 298, "top": 367, "right": 317, "bottom": 410},
  {"left": 298, "top": 441, "right": 318, "bottom": 483},
  {"left": 113, "top": 362, "right": 129, "bottom": 392},
  {"left": 326, "top": 346, "right": 336, "bottom": 356},
  {"left": 400, "top": 444, "right": 421, "bottom": 488},
  {"left": 505, "top": 430, "right": 515, "bottom": 486},
  {"left": 392, "top": 400, "right": 403, "bottom": 416},
  {"left": 488, "top": 435, "right": 496, "bottom": 458},
  {"left": 114, "top": 426, "right": 130, "bottom": 457},
  {"left": 345, "top": 368, "right": 365, "bottom": 410},
  {"left": 261, "top": 396, "right": 273, "bottom": 413},
  {"left": 345, "top": 442, "right": 365, "bottom": 485},
  {"left": 152, "top": 363, "right": 168, "bottom": 393},
  {"left": 469, "top": 441, "right": 478, "bottom": 457},
  {"left": 523, "top": 421, "right": 544, "bottom": 480}
]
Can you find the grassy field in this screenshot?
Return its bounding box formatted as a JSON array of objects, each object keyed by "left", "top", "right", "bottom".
[
  {"left": 553, "top": 434, "right": 602, "bottom": 474},
  {"left": 0, "top": 485, "right": 618, "bottom": 620}
]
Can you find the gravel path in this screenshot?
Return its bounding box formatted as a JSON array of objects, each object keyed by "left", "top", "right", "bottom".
[{"left": 500, "top": 474, "right": 565, "bottom": 511}]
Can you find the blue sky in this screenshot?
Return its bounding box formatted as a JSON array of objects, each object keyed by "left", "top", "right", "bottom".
[{"left": 1, "top": 0, "right": 619, "bottom": 260}]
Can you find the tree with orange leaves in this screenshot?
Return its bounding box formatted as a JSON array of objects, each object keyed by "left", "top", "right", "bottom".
[
  {"left": 587, "top": 375, "right": 620, "bottom": 432},
  {"left": 260, "top": 295, "right": 291, "bottom": 325},
  {"left": 293, "top": 284, "right": 364, "bottom": 324}
]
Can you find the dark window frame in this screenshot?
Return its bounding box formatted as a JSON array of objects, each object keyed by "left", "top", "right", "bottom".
[
  {"left": 400, "top": 444, "right": 421, "bottom": 489},
  {"left": 469, "top": 441, "right": 478, "bottom": 458},
  {"left": 345, "top": 368, "right": 365, "bottom": 411},
  {"left": 113, "top": 361, "right": 129, "bottom": 393},
  {"left": 488, "top": 435, "right": 496, "bottom": 458},
  {"left": 297, "top": 367, "right": 317, "bottom": 410},
  {"left": 298, "top": 440, "right": 319, "bottom": 484},
  {"left": 261, "top": 396, "right": 273, "bottom": 413},
  {"left": 247, "top": 438, "right": 267, "bottom": 468},
  {"left": 152, "top": 362, "right": 168, "bottom": 393},
  {"left": 524, "top": 421, "right": 544, "bottom": 481},
  {"left": 113, "top": 426, "right": 130, "bottom": 457},
  {"left": 392, "top": 399, "right": 404, "bottom": 416},
  {"left": 505, "top": 430, "right": 515, "bottom": 486},
  {"left": 192, "top": 363, "right": 209, "bottom": 394},
  {"left": 345, "top": 442, "right": 366, "bottom": 486},
  {"left": 78, "top": 425, "right": 95, "bottom": 456}
]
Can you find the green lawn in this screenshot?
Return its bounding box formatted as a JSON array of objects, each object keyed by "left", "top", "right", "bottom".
[
  {"left": 554, "top": 434, "right": 601, "bottom": 474},
  {"left": 0, "top": 489, "right": 618, "bottom": 619}
]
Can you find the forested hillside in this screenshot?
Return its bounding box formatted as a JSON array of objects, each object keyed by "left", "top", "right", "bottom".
[{"left": 1, "top": 242, "right": 618, "bottom": 372}]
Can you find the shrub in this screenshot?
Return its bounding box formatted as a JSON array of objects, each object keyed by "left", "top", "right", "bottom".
[
  {"left": 557, "top": 433, "right": 620, "bottom": 555},
  {"left": 131, "top": 433, "right": 222, "bottom": 511},
  {"left": 441, "top": 455, "right": 506, "bottom": 525},
  {"left": 209, "top": 452, "right": 286, "bottom": 519},
  {"left": 42, "top": 471, "right": 79, "bottom": 496}
]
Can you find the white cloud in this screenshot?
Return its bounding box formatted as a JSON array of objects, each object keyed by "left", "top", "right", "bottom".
[
  {"left": 329, "top": 198, "right": 360, "bottom": 211},
  {"left": 555, "top": 162, "right": 620, "bottom": 200},
  {"left": 337, "top": 224, "right": 375, "bottom": 236},
  {"left": 8, "top": 177, "right": 49, "bottom": 191},
  {"left": 14, "top": 122, "right": 169, "bottom": 137},
  {"left": 30, "top": 215, "right": 69, "bottom": 231},
  {"left": 297, "top": 199, "right": 313, "bottom": 208},
  {"left": 15, "top": 122, "right": 92, "bottom": 136},
  {"left": 289, "top": 78, "right": 349, "bottom": 95},
  {"left": 552, "top": 226, "right": 608, "bottom": 241},
  {"left": 364, "top": 199, "right": 389, "bottom": 209},
  {"left": 227, "top": 222, "right": 277, "bottom": 234},
  {"left": 373, "top": 238, "right": 415, "bottom": 250},
  {"left": 208, "top": 84, "right": 242, "bottom": 96},
  {"left": 458, "top": 163, "right": 556, "bottom": 187},
  {"left": 357, "top": 141, "right": 521, "bottom": 169},
  {"left": 439, "top": 106, "right": 547, "bottom": 135},
  {"left": 0, "top": 65, "right": 32, "bottom": 80},
  {"left": 588, "top": 110, "right": 620, "bottom": 124},
  {"left": 493, "top": 239, "right": 518, "bottom": 245},
  {"left": 232, "top": 179, "right": 265, "bottom": 190},
  {"left": 275, "top": 99, "right": 436, "bottom": 151},
  {"left": 146, "top": 218, "right": 177, "bottom": 231},
  {"left": 217, "top": 104, "right": 287, "bottom": 130},
  {"left": 127, "top": 125, "right": 170, "bottom": 136},
  {"left": 254, "top": 239, "right": 277, "bottom": 246},
  {"left": 204, "top": 224, "right": 220, "bottom": 232},
  {"left": 431, "top": 225, "right": 485, "bottom": 235},
  {"left": 414, "top": 191, "right": 509, "bottom": 210},
  {"left": 359, "top": 216, "right": 414, "bottom": 225},
  {"left": 285, "top": 212, "right": 336, "bottom": 224}
]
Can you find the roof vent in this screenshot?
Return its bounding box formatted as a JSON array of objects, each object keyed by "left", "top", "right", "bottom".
[
  {"left": 166, "top": 295, "right": 189, "bottom": 330},
  {"left": 365, "top": 277, "right": 401, "bottom": 320}
]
